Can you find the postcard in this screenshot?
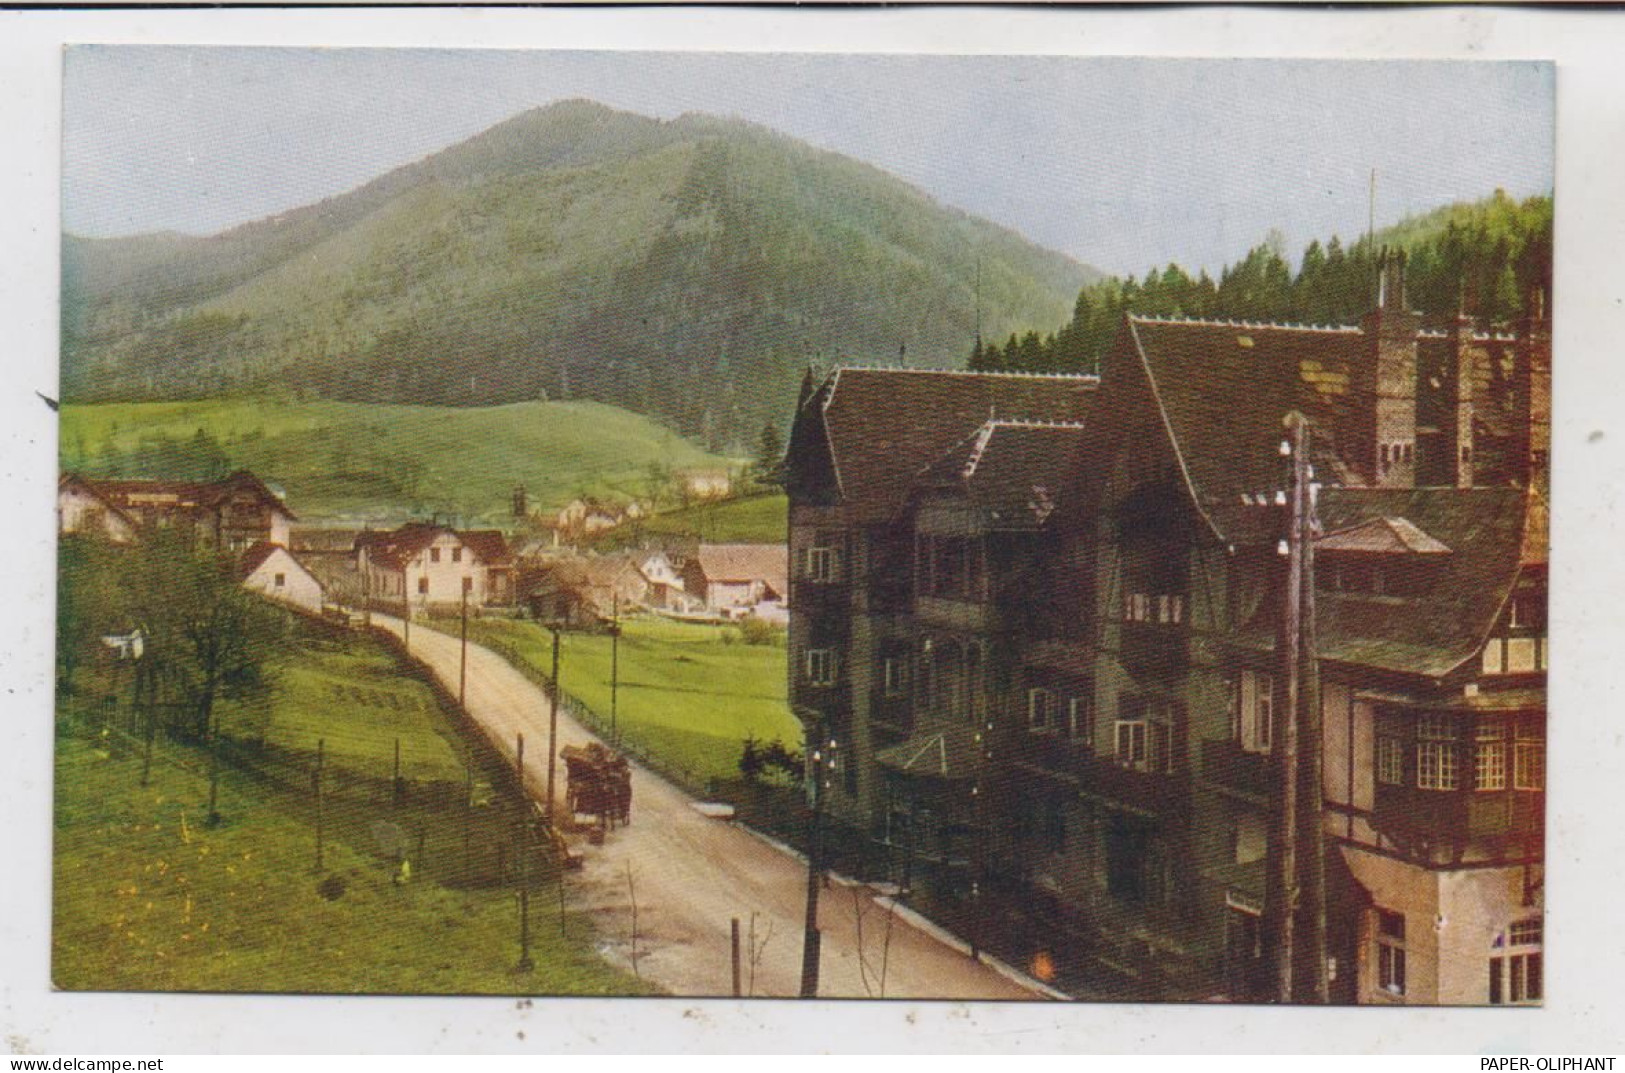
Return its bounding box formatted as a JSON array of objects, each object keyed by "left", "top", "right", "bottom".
[{"left": 47, "top": 45, "right": 1557, "bottom": 1009}]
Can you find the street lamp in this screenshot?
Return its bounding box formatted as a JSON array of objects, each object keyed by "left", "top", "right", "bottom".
[{"left": 799, "top": 730, "right": 839, "bottom": 998}]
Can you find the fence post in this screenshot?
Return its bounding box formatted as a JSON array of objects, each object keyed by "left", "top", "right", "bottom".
[
  {"left": 732, "top": 917, "right": 742, "bottom": 998},
  {"left": 314, "top": 738, "right": 326, "bottom": 873}
]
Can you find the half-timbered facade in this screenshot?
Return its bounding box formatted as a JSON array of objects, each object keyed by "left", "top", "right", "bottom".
[{"left": 785, "top": 254, "right": 1549, "bottom": 1003}]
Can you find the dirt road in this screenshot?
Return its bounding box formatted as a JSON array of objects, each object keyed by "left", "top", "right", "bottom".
[{"left": 374, "top": 615, "right": 1042, "bottom": 1000}]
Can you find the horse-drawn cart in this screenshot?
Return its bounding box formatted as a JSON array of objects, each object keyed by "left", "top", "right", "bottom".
[{"left": 560, "top": 742, "right": 632, "bottom": 830}]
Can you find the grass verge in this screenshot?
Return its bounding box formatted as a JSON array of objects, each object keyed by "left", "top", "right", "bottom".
[{"left": 52, "top": 620, "right": 655, "bottom": 995}]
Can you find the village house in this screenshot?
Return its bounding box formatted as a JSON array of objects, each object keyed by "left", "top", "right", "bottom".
[
  {"left": 57, "top": 470, "right": 294, "bottom": 552},
  {"left": 355, "top": 522, "right": 514, "bottom": 611},
  {"left": 681, "top": 543, "right": 789, "bottom": 618},
  {"left": 238, "top": 541, "right": 326, "bottom": 615},
  {"left": 635, "top": 549, "right": 693, "bottom": 612},
  {"left": 785, "top": 253, "right": 1548, "bottom": 1005},
  {"left": 519, "top": 553, "right": 646, "bottom": 627},
  {"left": 57, "top": 473, "right": 138, "bottom": 544},
  {"left": 678, "top": 467, "right": 734, "bottom": 501}
]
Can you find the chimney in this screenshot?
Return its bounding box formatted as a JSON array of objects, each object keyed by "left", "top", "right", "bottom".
[
  {"left": 1449, "top": 309, "right": 1478, "bottom": 488},
  {"left": 1513, "top": 288, "right": 1552, "bottom": 486},
  {"left": 1358, "top": 249, "right": 1421, "bottom": 488}
]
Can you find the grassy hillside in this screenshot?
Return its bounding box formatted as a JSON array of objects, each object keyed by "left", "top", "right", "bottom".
[
  {"left": 59, "top": 397, "right": 730, "bottom": 525},
  {"left": 54, "top": 620, "right": 652, "bottom": 994},
  {"left": 466, "top": 616, "right": 799, "bottom": 789},
  {"left": 62, "top": 99, "right": 1096, "bottom": 451},
  {"left": 593, "top": 492, "right": 788, "bottom": 547}
]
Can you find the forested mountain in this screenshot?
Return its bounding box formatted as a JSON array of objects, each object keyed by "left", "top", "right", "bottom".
[
  {"left": 970, "top": 190, "right": 1553, "bottom": 374},
  {"left": 62, "top": 100, "right": 1097, "bottom": 451}
]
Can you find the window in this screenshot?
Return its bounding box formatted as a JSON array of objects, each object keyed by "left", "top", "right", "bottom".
[
  {"left": 430, "top": 547, "right": 441, "bottom": 563},
  {"left": 462, "top": 577, "right": 474, "bottom": 594},
  {"left": 1028, "top": 688, "right": 1056, "bottom": 732},
  {"left": 805, "top": 545, "right": 840, "bottom": 583},
  {"left": 1068, "top": 695, "right": 1093, "bottom": 745},
  {"left": 1475, "top": 721, "right": 1507, "bottom": 791},
  {"left": 1490, "top": 917, "right": 1544, "bottom": 1004},
  {"left": 452, "top": 547, "right": 463, "bottom": 563},
  {"left": 1376, "top": 909, "right": 1407, "bottom": 996},
  {"left": 882, "top": 657, "right": 909, "bottom": 698},
  {"left": 1515, "top": 741, "right": 1545, "bottom": 791},
  {"left": 806, "top": 648, "right": 837, "bottom": 687},
  {"left": 1116, "top": 720, "right": 1147, "bottom": 768},
  {"left": 1125, "top": 592, "right": 1184, "bottom": 624},
  {"left": 1417, "top": 714, "right": 1460, "bottom": 791},
  {"left": 417, "top": 577, "right": 429, "bottom": 595},
  {"left": 273, "top": 572, "right": 286, "bottom": 589},
  {"left": 1235, "top": 670, "right": 1273, "bottom": 754},
  {"left": 1116, "top": 698, "right": 1174, "bottom": 774},
  {"left": 1506, "top": 638, "right": 1537, "bottom": 674},
  {"left": 1377, "top": 735, "right": 1406, "bottom": 786}
]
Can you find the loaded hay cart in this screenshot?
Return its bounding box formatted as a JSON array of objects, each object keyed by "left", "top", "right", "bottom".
[{"left": 560, "top": 742, "right": 632, "bottom": 831}]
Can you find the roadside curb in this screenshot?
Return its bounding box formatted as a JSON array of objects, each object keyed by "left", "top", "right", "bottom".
[{"left": 729, "top": 821, "right": 1071, "bottom": 1002}]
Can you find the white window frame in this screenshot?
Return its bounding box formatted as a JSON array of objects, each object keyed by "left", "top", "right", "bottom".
[
  {"left": 806, "top": 648, "right": 838, "bottom": 687},
  {"left": 1417, "top": 714, "right": 1460, "bottom": 791},
  {"left": 1490, "top": 917, "right": 1544, "bottom": 1005},
  {"left": 1376, "top": 909, "right": 1407, "bottom": 997},
  {"left": 1377, "top": 735, "right": 1405, "bottom": 786},
  {"left": 1474, "top": 721, "right": 1508, "bottom": 791},
  {"left": 1237, "top": 670, "right": 1273, "bottom": 754},
  {"left": 1028, "top": 687, "right": 1056, "bottom": 732},
  {"left": 805, "top": 545, "right": 841, "bottom": 583},
  {"left": 1068, "top": 695, "right": 1092, "bottom": 746},
  {"left": 1514, "top": 740, "right": 1545, "bottom": 791},
  {"left": 1115, "top": 720, "right": 1147, "bottom": 767}
]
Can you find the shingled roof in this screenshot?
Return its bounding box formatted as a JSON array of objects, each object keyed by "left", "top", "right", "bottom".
[
  {"left": 1232, "top": 486, "right": 1529, "bottom": 678},
  {"left": 1125, "top": 317, "right": 1371, "bottom": 543},
  {"left": 354, "top": 523, "right": 509, "bottom": 571},
  {"left": 800, "top": 367, "right": 1098, "bottom": 525},
  {"left": 78, "top": 470, "right": 297, "bottom": 521},
  {"left": 916, "top": 420, "right": 1090, "bottom": 530},
  {"left": 691, "top": 543, "right": 788, "bottom": 599}
]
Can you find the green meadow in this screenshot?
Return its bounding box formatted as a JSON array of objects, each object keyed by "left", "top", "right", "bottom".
[
  {"left": 611, "top": 492, "right": 788, "bottom": 546},
  {"left": 53, "top": 620, "right": 652, "bottom": 995},
  {"left": 465, "top": 616, "right": 802, "bottom": 788},
  {"left": 59, "top": 397, "right": 733, "bottom": 526}
]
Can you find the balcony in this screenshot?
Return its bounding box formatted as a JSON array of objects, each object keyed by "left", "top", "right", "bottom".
[
  {"left": 1071, "top": 750, "right": 1184, "bottom": 818},
  {"left": 1199, "top": 738, "right": 1271, "bottom": 799},
  {"left": 791, "top": 577, "right": 849, "bottom": 614},
  {"left": 1372, "top": 784, "right": 1545, "bottom": 849},
  {"left": 1118, "top": 622, "right": 1189, "bottom": 678},
  {"left": 916, "top": 594, "right": 993, "bottom": 633}
]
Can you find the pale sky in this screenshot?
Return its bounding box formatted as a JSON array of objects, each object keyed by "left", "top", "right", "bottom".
[{"left": 62, "top": 48, "right": 1553, "bottom": 277}]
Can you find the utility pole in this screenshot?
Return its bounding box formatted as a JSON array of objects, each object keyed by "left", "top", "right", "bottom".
[
  {"left": 1266, "top": 415, "right": 1305, "bottom": 1004},
  {"left": 610, "top": 595, "right": 621, "bottom": 744},
  {"left": 799, "top": 725, "right": 833, "bottom": 998},
  {"left": 402, "top": 584, "right": 411, "bottom": 652},
  {"left": 459, "top": 585, "right": 469, "bottom": 708},
  {"left": 1263, "top": 411, "right": 1330, "bottom": 1003},
  {"left": 546, "top": 625, "right": 561, "bottom": 826},
  {"left": 1296, "top": 417, "right": 1329, "bottom": 1004}
]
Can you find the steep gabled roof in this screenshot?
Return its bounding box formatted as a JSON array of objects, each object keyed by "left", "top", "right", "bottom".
[
  {"left": 58, "top": 472, "right": 141, "bottom": 531},
  {"left": 237, "top": 541, "right": 321, "bottom": 587},
  {"left": 691, "top": 543, "right": 788, "bottom": 599},
  {"left": 917, "top": 420, "right": 1090, "bottom": 530},
  {"left": 83, "top": 470, "right": 297, "bottom": 521},
  {"left": 1126, "top": 316, "right": 1372, "bottom": 543},
  {"left": 1318, "top": 516, "right": 1452, "bottom": 556},
  {"left": 1234, "top": 486, "right": 1527, "bottom": 677},
  {"left": 458, "top": 529, "right": 513, "bottom": 567},
  {"left": 804, "top": 367, "right": 1098, "bottom": 525}
]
